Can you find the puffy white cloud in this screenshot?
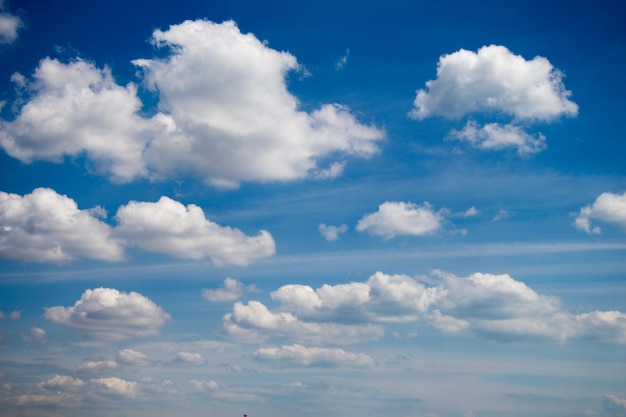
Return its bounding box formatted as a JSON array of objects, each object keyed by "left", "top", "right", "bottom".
[
  {"left": 574, "top": 191, "right": 626, "bottom": 234},
  {"left": 116, "top": 348, "right": 150, "bottom": 366},
  {"left": 603, "top": 394, "right": 626, "bottom": 416},
  {"left": 134, "top": 20, "right": 383, "bottom": 188},
  {"left": 253, "top": 344, "right": 375, "bottom": 368},
  {"left": 356, "top": 201, "right": 444, "bottom": 239},
  {"left": 0, "top": 20, "right": 383, "bottom": 187},
  {"left": 318, "top": 223, "right": 348, "bottom": 241},
  {"left": 89, "top": 377, "right": 137, "bottom": 398},
  {"left": 44, "top": 287, "right": 170, "bottom": 341},
  {"left": 24, "top": 326, "right": 48, "bottom": 346},
  {"left": 202, "top": 277, "right": 256, "bottom": 302},
  {"left": 189, "top": 379, "right": 219, "bottom": 392},
  {"left": 74, "top": 360, "right": 119, "bottom": 374},
  {"left": 115, "top": 196, "right": 275, "bottom": 266},
  {"left": 450, "top": 121, "right": 547, "bottom": 155},
  {"left": 0, "top": 8, "right": 21, "bottom": 45},
  {"left": 0, "top": 188, "right": 125, "bottom": 263},
  {"left": 409, "top": 45, "right": 578, "bottom": 121},
  {"left": 221, "top": 300, "right": 384, "bottom": 345},
  {"left": 0, "top": 58, "right": 155, "bottom": 182}
]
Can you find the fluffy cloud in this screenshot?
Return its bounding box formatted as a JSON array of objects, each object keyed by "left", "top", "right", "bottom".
[
  {"left": 0, "top": 58, "right": 155, "bottom": 182},
  {"left": 574, "top": 191, "right": 626, "bottom": 234},
  {"left": 318, "top": 223, "right": 348, "bottom": 241},
  {"left": 116, "top": 348, "right": 150, "bottom": 366},
  {"left": 202, "top": 277, "right": 256, "bottom": 302},
  {"left": 0, "top": 4, "right": 21, "bottom": 45},
  {"left": 253, "top": 344, "right": 375, "bottom": 368},
  {"left": 44, "top": 287, "right": 170, "bottom": 341},
  {"left": 221, "top": 300, "right": 384, "bottom": 345},
  {"left": 409, "top": 44, "right": 578, "bottom": 121},
  {"left": 449, "top": 121, "right": 547, "bottom": 155},
  {"left": 115, "top": 196, "right": 275, "bottom": 266},
  {"left": 0, "top": 20, "right": 383, "bottom": 187},
  {"left": 134, "top": 20, "right": 383, "bottom": 188},
  {"left": 409, "top": 45, "right": 577, "bottom": 155},
  {"left": 90, "top": 377, "right": 138, "bottom": 398},
  {"left": 0, "top": 188, "right": 125, "bottom": 263},
  {"left": 356, "top": 201, "right": 444, "bottom": 239},
  {"left": 74, "top": 360, "right": 119, "bottom": 374},
  {"left": 256, "top": 271, "right": 626, "bottom": 344}
]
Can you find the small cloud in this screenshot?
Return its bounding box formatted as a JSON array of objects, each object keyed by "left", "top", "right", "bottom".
[
  {"left": 603, "top": 394, "right": 626, "bottom": 416},
  {"left": 356, "top": 201, "right": 445, "bottom": 239},
  {"left": 202, "top": 278, "right": 257, "bottom": 302},
  {"left": 9, "top": 310, "right": 20, "bottom": 319},
  {"left": 335, "top": 48, "right": 350, "bottom": 70},
  {"left": 574, "top": 191, "right": 626, "bottom": 234},
  {"left": 0, "top": 6, "right": 22, "bottom": 45},
  {"left": 74, "top": 359, "right": 119, "bottom": 375},
  {"left": 116, "top": 349, "right": 150, "bottom": 366},
  {"left": 165, "top": 351, "right": 206, "bottom": 367},
  {"left": 318, "top": 223, "right": 348, "bottom": 241},
  {"left": 23, "top": 327, "right": 48, "bottom": 346},
  {"left": 449, "top": 121, "right": 547, "bottom": 155},
  {"left": 493, "top": 209, "right": 512, "bottom": 221},
  {"left": 463, "top": 206, "right": 478, "bottom": 218},
  {"left": 253, "top": 344, "right": 375, "bottom": 368}
]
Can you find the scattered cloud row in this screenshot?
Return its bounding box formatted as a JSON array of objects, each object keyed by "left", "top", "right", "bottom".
[
  {"left": 0, "top": 20, "right": 384, "bottom": 187},
  {"left": 0, "top": 188, "right": 275, "bottom": 265},
  {"left": 222, "top": 270, "right": 626, "bottom": 345},
  {"left": 410, "top": 44, "right": 578, "bottom": 154}
]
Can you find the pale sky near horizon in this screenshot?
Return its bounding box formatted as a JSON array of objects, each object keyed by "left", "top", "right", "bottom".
[{"left": 0, "top": 1, "right": 625, "bottom": 416}]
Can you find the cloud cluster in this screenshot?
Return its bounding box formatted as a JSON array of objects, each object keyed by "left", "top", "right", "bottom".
[
  {"left": 222, "top": 270, "right": 626, "bottom": 345},
  {"left": 574, "top": 191, "right": 626, "bottom": 234},
  {"left": 0, "top": 188, "right": 275, "bottom": 266},
  {"left": 0, "top": 20, "right": 384, "bottom": 187},
  {"left": 410, "top": 45, "right": 577, "bottom": 154},
  {"left": 318, "top": 223, "right": 348, "bottom": 241},
  {"left": 253, "top": 344, "right": 375, "bottom": 368},
  {"left": 356, "top": 201, "right": 444, "bottom": 239},
  {"left": 44, "top": 287, "right": 170, "bottom": 341}
]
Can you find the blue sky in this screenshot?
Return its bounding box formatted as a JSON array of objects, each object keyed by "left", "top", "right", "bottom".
[{"left": 0, "top": 1, "right": 625, "bottom": 416}]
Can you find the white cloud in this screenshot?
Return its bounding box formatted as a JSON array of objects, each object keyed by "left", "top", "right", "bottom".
[
  {"left": 166, "top": 351, "right": 207, "bottom": 367},
  {"left": 356, "top": 201, "right": 444, "bottom": 239},
  {"left": 0, "top": 188, "right": 125, "bottom": 263},
  {"left": 189, "top": 379, "right": 219, "bottom": 392},
  {"left": 335, "top": 48, "right": 350, "bottom": 70},
  {"left": 44, "top": 287, "right": 170, "bottom": 341},
  {"left": 0, "top": 59, "right": 155, "bottom": 182},
  {"left": 24, "top": 326, "right": 48, "bottom": 346},
  {"left": 253, "top": 344, "right": 375, "bottom": 368},
  {"left": 463, "top": 206, "right": 478, "bottom": 217},
  {"left": 38, "top": 375, "right": 85, "bottom": 393},
  {"left": 450, "top": 121, "right": 547, "bottom": 155},
  {"left": 134, "top": 20, "right": 383, "bottom": 188},
  {"left": 221, "top": 300, "right": 384, "bottom": 345},
  {"left": 115, "top": 196, "right": 275, "bottom": 266},
  {"left": 575, "top": 191, "right": 626, "bottom": 234},
  {"left": 116, "top": 349, "right": 150, "bottom": 366},
  {"left": 603, "top": 394, "right": 626, "bottom": 416},
  {"left": 9, "top": 310, "right": 20, "bottom": 319},
  {"left": 0, "top": 10, "right": 21, "bottom": 45},
  {"left": 89, "top": 377, "right": 138, "bottom": 398},
  {"left": 318, "top": 223, "right": 348, "bottom": 241},
  {"left": 202, "top": 277, "right": 256, "bottom": 302},
  {"left": 74, "top": 360, "right": 119, "bottom": 374},
  {"left": 409, "top": 44, "right": 578, "bottom": 121}
]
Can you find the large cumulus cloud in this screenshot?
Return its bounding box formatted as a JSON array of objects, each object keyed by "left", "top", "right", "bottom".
[{"left": 0, "top": 20, "right": 384, "bottom": 187}]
